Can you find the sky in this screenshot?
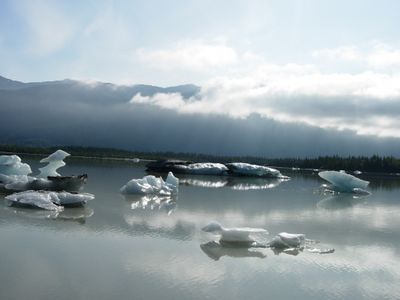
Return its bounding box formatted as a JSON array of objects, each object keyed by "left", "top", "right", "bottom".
[{"left": 1, "top": 0, "right": 400, "bottom": 148}]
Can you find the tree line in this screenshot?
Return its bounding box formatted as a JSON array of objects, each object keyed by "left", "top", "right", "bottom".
[{"left": 1, "top": 144, "right": 399, "bottom": 173}]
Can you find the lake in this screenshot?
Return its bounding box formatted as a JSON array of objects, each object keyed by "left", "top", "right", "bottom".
[{"left": 1, "top": 157, "right": 400, "bottom": 300}]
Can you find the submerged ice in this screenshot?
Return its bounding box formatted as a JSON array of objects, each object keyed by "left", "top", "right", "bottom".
[
  {"left": 120, "top": 172, "right": 179, "bottom": 195},
  {"left": 318, "top": 170, "right": 369, "bottom": 194}
]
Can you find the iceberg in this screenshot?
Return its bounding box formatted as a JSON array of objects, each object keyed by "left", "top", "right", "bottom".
[
  {"left": 202, "top": 221, "right": 268, "bottom": 244},
  {"left": 0, "top": 155, "right": 32, "bottom": 175},
  {"left": 268, "top": 232, "right": 306, "bottom": 249},
  {"left": 5, "top": 190, "right": 95, "bottom": 211},
  {"left": 120, "top": 171, "right": 179, "bottom": 195},
  {"left": 38, "top": 149, "right": 70, "bottom": 178},
  {"left": 0, "top": 150, "right": 88, "bottom": 192},
  {"left": 225, "top": 162, "right": 286, "bottom": 178},
  {"left": 318, "top": 170, "right": 369, "bottom": 194},
  {"left": 174, "top": 163, "right": 229, "bottom": 175}
]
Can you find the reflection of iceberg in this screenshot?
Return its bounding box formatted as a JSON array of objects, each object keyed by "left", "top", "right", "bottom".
[
  {"left": 124, "top": 194, "right": 177, "bottom": 215},
  {"left": 4, "top": 206, "right": 94, "bottom": 223},
  {"left": 179, "top": 177, "right": 228, "bottom": 188},
  {"left": 179, "top": 175, "right": 286, "bottom": 190},
  {"left": 229, "top": 178, "right": 286, "bottom": 190},
  {"left": 226, "top": 162, "right": 287, "bottom": 178},
  {"left": 5, "top": 190, "right": 95, "bottom": 212},
  {"left": 317, "top": 193, "right": 368, "bottom": 210},
  {"left": 202, "top": 221, "right": 268, "bottom": 244},
  {"left": 174, "top": 163, "right": 229, "bottom": 175},
  {"left": 0, "top": 155, "right": 32, "bottom": 175},
  {"left": 318, "top": 170, "right": 370, "bottom": 194},
  {"left": 120, "top": 172, "right": 179, "bottom": 195},
  {"left": 200, "top": 241, "right": 267, "bottom": 261}
]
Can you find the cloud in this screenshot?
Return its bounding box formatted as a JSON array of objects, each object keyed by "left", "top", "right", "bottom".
[
  {"left": 12, "top": 0, "right": 75, "bottom": 55},
  {"left": 136, "top": 39, "right": 239, "bottom": 71},
  {"left": 313, "top": 42, "right": 400, "bottom": 70},
  {"left": 130, "top": 62, "right": 400, "bottom": 138}
]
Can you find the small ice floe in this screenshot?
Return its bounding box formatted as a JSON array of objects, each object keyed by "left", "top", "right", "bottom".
[
  {"left": 174, "top": 163, "right": 229, "bottom": 175},
  {"left": 353, "top": 170, "right": 362, "bottom": 175},
  {"left": 268, "top": 232, "right": 335, "bottom": 255},
  {"left": 200, "top": 241, "right": 267, "bottom": 261},
  {"left": 318, "top": 170, "right": 370, "bottom": 194},
  {"left": 225, "top": 162, "right": 287, "bottom": 178},
  {"left": 268, "top": 232, "right": 306, "bottom": 249},
  {"left": 202, "top": 221, "right": 268, "bottom": 246},
  {"left": 0, "top": 154, "right": 32, "bottom": 176},
  {"left": 120, "top": 172, "right": 179, "bottom": 195},
  {"left": 5, "top": 190, "right": 95, "bottom": 211}
]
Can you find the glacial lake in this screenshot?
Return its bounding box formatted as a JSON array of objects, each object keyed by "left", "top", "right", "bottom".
[{"left": 1, "top": 157, "right": 400, "bottom": 300}]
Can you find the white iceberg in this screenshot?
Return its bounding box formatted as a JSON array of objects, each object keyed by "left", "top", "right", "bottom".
[
  {"left": 5, "top": 190, "right": 95, "bottom": 211},
  {"left": 174, "top": 163, "right": 228, "bottom": 175},
  {"left": 268, "top": 232, "right": 306, "bottom": 249},
  {"left": 202, "top": 221, "right": 268, "bottom": 243},
  {"left": 38, "top": 150, "right": 70, "bottom": 178},
  {"left": 0, "top": 155, "right": 32, "bottom": 176},
  {"left": 120, "top": 171, "right": 179, "bottom": 195},
  {"left": 318, "top": 170, "right": 369, "bottom": 194},
  {"left": 0, "top": 150, "right": 87, "bottom": 192},
  {"left": 226, "top": 162, "right": 286, "bottom": 178}
]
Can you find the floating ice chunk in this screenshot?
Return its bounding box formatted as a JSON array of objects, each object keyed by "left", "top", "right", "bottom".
[
  {"left": 0, "top": 155, "right": 32, "bottom": 175},
  {"left": 318, "top": 170, "right": 369, "bottom": 193},
  {"left": 226, "top": 162, "right": 286, "bottom": 178},
  {"left": 174, "top": 163, "right": 228, "bottom": 175},
  {"left": 40, "top": 150, "right": 70, "bottom": 163},
  {"left": 5, "top": 190, "right": 94, "bottom": 211},
  {"left": 38, "top": 150, "right": 70, "bottom": 178},
  {"left": 268, "top": 232, "right": 306, "bottom": 249},
  {"left": 5, "top": 191, "right": 64, "bottom": 212},
  {"left": 202, "top": 221, "right": 268, "bottom": 243},
  {"left": 120, "top": 171, "right": 179, "bottom": 195}
]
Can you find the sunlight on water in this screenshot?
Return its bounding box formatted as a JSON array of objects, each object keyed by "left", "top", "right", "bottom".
[{"left": 1, "top": 158, "right": 400, "bottom": 300}]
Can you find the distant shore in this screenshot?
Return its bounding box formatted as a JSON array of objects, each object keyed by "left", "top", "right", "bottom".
[{"left": 1, "top": 144, "right": 400, "bottom": 175}]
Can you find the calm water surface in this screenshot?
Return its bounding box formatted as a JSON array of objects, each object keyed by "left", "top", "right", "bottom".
[{"left": 1, "top": 158, "right": 400, "bottom": 300}]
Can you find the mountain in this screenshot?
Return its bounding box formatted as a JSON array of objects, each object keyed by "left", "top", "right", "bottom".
[{"left": 1, "top": 75, "right": 399, "bottom": 158}]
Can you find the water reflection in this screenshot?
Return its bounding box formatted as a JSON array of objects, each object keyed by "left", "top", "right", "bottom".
[
  {"left": 3, "top": 206, "right": 94, "bottom": 224},
  {"left": 123, "top": 194, "right": 177, "bottom": 215},
  {"left": 179, "top": 175, "right": 287, "bottom": 190},
  {"left": 317, "top": 193, "right": 369, "bottom": 210},
  {"left": 200, "top": 241, "right": 267, "bottom": 260}
]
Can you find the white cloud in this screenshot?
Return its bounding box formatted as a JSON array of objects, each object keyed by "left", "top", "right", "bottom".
[
  {"left": 367, "top": 42, "right": 400, "bottom": 68},
  {"left": 312, "top": 46, "right": 361, "bottom": 62},
  {"left": 136, "top": 40, "right": 239, "bottom": 71},
  {"left": 12, "top": 0, "right": 75, "bottom": 55},
  {"left": 130, "top": 61, "right": 400, "bottom": 138}
]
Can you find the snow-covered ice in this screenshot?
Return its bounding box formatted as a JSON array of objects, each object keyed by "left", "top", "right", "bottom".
[
  {"left": 268, "top": 232, "right": 306, "bottom": 248},
  {"left": 174, "top": 163, "right": 229, "bottom": 175},
  {"left": 226, "top": 162, "right": 286, "bottom": 178},
  {"left": 5, "top": 190, "right": 95, "bottom": 211},
  {"left": 202, "top": 221, "right": 268, "bottom": 243},
  {"left": 318, "top": 170, "right": 369, "bottom": 193},
  {"left": 120, "top": 172, "right": 179, "bottom": 195},
  {"left": 0, "top": 155, "right": 32, "bottom": 176}
]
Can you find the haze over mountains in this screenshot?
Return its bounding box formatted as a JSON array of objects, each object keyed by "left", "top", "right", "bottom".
[{"left": 1, "top": 75, "right": 399, "bottom": 158}]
